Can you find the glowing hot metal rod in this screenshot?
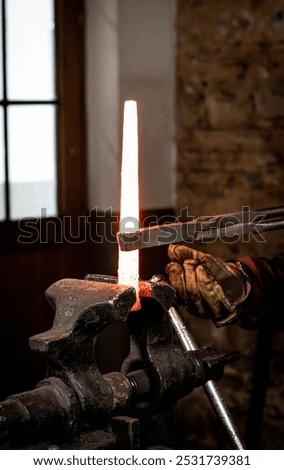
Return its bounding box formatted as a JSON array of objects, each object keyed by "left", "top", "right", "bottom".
[{"left": 117, "top": 100, "right": 140, "bottom": 310}]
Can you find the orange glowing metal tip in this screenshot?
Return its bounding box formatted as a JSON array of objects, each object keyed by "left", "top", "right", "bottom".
[{"left": 117, "top": 100, "right": 141, "bottom": 310}]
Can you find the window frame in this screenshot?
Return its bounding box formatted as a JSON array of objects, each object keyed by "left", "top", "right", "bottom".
[{"left": 0, "top": 0, "right": 87, "bottom": 247}]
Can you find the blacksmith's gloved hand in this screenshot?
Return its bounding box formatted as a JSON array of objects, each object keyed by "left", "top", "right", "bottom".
[{"left": 166, "top": 244, "right": 251, "bottom": 327}]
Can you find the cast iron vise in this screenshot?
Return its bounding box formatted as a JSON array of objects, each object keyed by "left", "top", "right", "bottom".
[{"left": 0, "top": 275, "right": 239, "bottom": 449}]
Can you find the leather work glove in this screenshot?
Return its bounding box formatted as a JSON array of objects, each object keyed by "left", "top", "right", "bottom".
[{"left": 166, "top": 244, "right": 251, "bottom": 327}]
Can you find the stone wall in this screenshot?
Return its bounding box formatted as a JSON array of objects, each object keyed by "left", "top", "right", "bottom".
[{"left": 175, "top": 0, "right": 284, "bottom": 449}]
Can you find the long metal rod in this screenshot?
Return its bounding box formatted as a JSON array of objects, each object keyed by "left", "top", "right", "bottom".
[
  {"left": 168, "top": 305, "right": 246, "bottom": 450},
  {"left": 117, "top": 205, "right": 284, "bottom": 251}
]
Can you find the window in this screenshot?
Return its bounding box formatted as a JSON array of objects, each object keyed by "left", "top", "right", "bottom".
[
  {"left": 0, "top": 0, "right": 57, "bottom": 221},
  {"left": 0, "top": 0, "right": 86, "bottom": 247}
]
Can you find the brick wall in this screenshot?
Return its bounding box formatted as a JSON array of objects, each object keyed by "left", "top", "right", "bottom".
[{"left": 175, "top": 0, "right": 284, "bottom": 449}]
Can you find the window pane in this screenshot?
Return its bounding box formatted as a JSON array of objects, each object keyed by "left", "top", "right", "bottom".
[
  {"left": 0, "top": 109, "right": 5, "bottom": 220},
  {"left": 6, "top": 0, "right": 55, "bottom": 100},
  {"left": 8, "top": 105, "right": 57, "bottom": 219}
]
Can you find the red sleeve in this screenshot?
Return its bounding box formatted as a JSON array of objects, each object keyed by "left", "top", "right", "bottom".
[{"left": 236, "top": 253, "right": 284, "bottom": 329}]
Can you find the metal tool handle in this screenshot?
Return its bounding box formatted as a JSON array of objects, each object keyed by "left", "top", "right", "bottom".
[
  {"left": 117, "top": 204, "right": 284, "bottom": 251},
  {"left": 168, "top": 305, "right": 246, "bottom": 450}
]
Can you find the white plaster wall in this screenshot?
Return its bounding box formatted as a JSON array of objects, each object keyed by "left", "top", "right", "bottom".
[
  {"left": 86, "top": 0, "right": 120, "bottom": 211},
  {"left": 86, "top": 0, "right": 176, "bottom": 212}
]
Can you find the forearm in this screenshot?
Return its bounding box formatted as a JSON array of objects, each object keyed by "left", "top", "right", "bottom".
[{"left": 237, "top": 253, "right": 284, "bottom": 329}]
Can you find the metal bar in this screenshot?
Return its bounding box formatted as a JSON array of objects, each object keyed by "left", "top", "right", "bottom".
[
  {"left": 251, "top": 205, "right": 284, "bottom": 220},
  {"left": 117, "top": 205, "right": 284, "bottom": 251},
  {"left": 194, "top": 219, "right": 284, "bottom": 243},
  {"left": 168, "top": 305, "right": 246, "bottom": 450}
]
